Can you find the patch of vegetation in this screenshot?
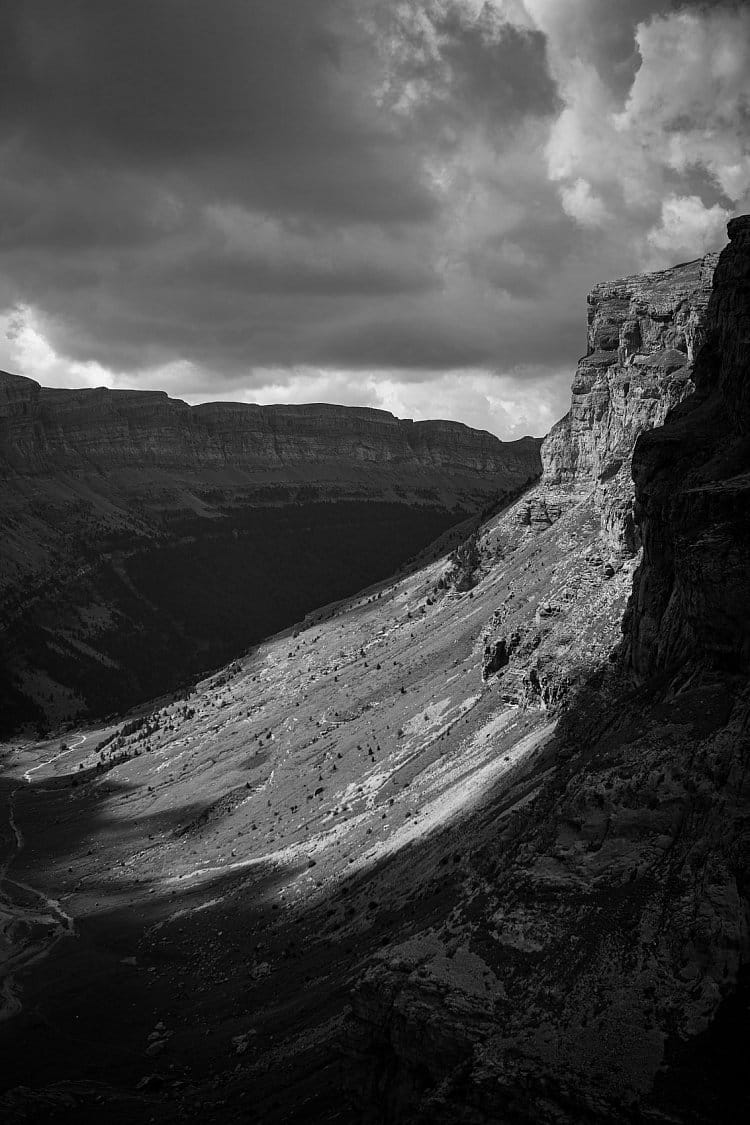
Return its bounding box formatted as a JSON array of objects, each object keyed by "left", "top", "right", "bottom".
[{"left": 443, "top": 532, "right": 481, "bottom": 591}]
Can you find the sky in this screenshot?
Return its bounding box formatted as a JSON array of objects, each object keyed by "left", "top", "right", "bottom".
[{"left": 0, "top": 0, "right": 748, "bottom": 439}]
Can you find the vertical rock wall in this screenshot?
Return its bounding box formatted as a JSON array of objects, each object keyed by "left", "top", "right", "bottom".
[
  {"left": 541, "top": 253, "right": 718, "bottom": 555},
  {"left": 627, "top": 216, "right": 750, "bottom": 680}
]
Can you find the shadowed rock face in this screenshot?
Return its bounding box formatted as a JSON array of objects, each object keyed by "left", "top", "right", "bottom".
[
  {"left": 0, "top": 374, "right": 541, "bottom": 735},
  {"left": 0, "top": 375, "right": 536, "bottom": 479},
  {"left": 627, "top": 217, "right": 750, "bottom": 680}
]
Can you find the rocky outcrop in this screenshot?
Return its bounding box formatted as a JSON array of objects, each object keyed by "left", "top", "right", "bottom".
[
  {"left": 0, "top": 373, "right": 541, "bottom": 734},
  {"left": 477, "top": 256, "right": 719, "bottom": 713},
  {"left": 541, "top": 253, "right": 718, "bottom": 555}
]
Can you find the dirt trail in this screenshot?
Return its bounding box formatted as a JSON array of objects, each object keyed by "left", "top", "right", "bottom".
[
  {"left": 0, "top": 743, "right": 79, "bottom": 1020},
  {"left": 22, "top": 733, "right": 86, "bottom": 783}
]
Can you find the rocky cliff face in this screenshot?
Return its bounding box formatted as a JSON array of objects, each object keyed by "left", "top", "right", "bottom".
[
  {"left": 0, "top": 374, "right": 541, "bottom": 734},
  {"left": 541, "top": 252, "right": 717, "bottom": 554},
  {"left": 474, "top": 252, "right": 719, "bottom": 712},
  {"left": 0, "top": 373, "right": 535, "bottom": 481}
]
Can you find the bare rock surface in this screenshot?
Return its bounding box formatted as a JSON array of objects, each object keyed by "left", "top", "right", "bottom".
[{"left": 0, "top": 377, "right": 537, "bottom": 483}]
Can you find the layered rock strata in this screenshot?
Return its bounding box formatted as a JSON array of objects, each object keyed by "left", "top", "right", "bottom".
[
  {"left": 0, "top": 375, "right": 536, "bottom": 482},
  {"left": 476, "top": 251, "right": 720, "bottom": 705},
  {"left": 542, "top": 252, "right": 718, "bottom": 554}
]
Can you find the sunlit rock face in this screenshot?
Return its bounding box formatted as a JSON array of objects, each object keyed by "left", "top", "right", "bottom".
[
  {"left": 475, "top": 252, "right": 720, "bottom": 714},
  {"left": 0, "top": 375, "right": 541, "bottom": 734},
  {"left": 541, "top": 252, "right": 718, "bottom": 555}
]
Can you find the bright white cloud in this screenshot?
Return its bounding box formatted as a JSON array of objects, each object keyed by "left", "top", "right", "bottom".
[
  {"left": 531, "top": 0, "right": 750, "bottom": 259},
  {"left": 0, "top": 304, "right": 569, "bottom": 439},
  {"left": 0, "top": 304, "right": 199, "bottom": 395},
  {"left": 235, "top": 365, "right": 569, "bottom": 440},
  {"left": 0, "top": 306, "right": 112, "bottom": 388},
  {"left": 646, "top": 194, "right": 730, "bottom": 261},
  {"left": 560, "top": 178, "right": 609, "bottom": 227},
  {"left": 619, "top": 8, "right": 750, "bottom": 201}
]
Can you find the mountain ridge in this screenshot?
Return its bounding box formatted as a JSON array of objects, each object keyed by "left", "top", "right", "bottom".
[{"left": 0, "top": 370, "right": 536, "bottom": 477}]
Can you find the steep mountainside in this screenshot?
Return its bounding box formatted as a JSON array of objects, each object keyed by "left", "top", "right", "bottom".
[
  {"left": 344, "top": 231, "right": 749, "bottom": 1123},
  {"left": 0, "top": 225, "right": 746, "bottom": 1125},
  {"left": 0, "top": 375, "right": 540, "bottom": 734}
]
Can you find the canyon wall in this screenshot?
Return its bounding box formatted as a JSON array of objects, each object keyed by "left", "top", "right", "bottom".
[
  {"left": 0, "top": 373, "right": 536, "bottom": 483},
  {"left": 0, "top": 374, "right": 541, "bottom": 733}
]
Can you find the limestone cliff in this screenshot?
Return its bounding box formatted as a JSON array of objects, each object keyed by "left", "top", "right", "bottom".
[
  {"left": 0, "top": 373, "right": 536, "bottom": 483},
  {"left": 541, "top": 252, "right": 717, "bottom": 554},
  {"left": 476, "top": 252, "right": 719, "bottom": 708}
]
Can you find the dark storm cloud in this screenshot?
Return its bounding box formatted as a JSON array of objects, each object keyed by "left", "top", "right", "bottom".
[
  {"left": 377, "top": 4, "right": 558, "bottom": 132},
  {"left": 0, "top": 0, "right": 434, "bottom": 223},
  {"left": 0, "top": 0, "right": 564, "bottom": 379},
  {"left": 540, "top": 0, "right": 717, "bottom": 101}
]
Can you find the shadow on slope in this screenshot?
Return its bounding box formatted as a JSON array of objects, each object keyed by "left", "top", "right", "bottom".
[{"left": 1, "top": 500, "right": 474, "bottom": 738}]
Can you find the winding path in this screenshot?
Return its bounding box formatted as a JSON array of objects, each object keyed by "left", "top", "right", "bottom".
[
  {"left": 0, "top": 740, "right": 79, "bottom": 1021},
  {"left": 23, "top": 733, "right": 87, "bottom": 783}
]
